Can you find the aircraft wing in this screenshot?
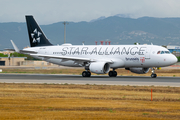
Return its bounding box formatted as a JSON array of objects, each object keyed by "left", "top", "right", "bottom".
[
  {"left": 30, "top": 54, "right": 96, "bottom": 62},
  {"left": 30, "top": 54, "right": 113, "bottom": 63}
]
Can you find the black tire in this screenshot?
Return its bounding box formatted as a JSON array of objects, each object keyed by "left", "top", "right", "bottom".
[
  {"left": 87, "top": 71, "right": 91, "bottom": 77},
  {"left": 113, "top": 71, "right": 117, "bottom": 77},
  {"left": 151, "top": 74, "right": 157, "bottom": 78},
  {"left": 109, "top": 71, "right": 117, "bottom": 77},
  {"left": 82, "top": 71, "right": 87, "bottom": 77},
  {"left": 82, "top": 71, "right": 91, "bottom": 77},
  {"left": 108, "top": 71, "right": 113, "bottom": 77}
]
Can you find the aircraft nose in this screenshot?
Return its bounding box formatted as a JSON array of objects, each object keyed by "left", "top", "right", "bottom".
[{"left": 170, "top": 55, "right": 178, "bottom": 64}]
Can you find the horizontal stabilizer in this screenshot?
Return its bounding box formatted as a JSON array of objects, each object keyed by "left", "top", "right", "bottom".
[
  {"left": 4, "top": 48, "right": 15, "bottom": 51},
  {"left": 20, "top": 50, "right": 37, "bottom": 54}
]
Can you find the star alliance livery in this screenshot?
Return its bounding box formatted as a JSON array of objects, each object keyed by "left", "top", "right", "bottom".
[{"left": 11, "top": 15, "right": 177, "bottom": 78}]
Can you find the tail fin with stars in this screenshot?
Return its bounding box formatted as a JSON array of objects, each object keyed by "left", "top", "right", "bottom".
[{"left": 25, "top": 15, "right": 52, "bottom": 47}]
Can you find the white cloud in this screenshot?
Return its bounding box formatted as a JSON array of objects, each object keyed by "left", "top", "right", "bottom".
[{"left": 0, "top": 0, "right": 180, "bottom": 24}]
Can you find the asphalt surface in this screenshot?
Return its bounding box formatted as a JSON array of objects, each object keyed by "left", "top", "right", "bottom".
[{"left": 0, "top": 74, "right": 179, "bottom": 87}]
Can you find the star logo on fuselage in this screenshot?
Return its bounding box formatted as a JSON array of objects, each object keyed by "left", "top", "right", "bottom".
[{"left": 31, "top": 28, "right": 42, "bottom": 44}]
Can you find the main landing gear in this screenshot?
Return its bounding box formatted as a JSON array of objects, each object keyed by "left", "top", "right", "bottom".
[
  {"left": 82, "top": 70, "right": 118, "bottom": 77},
  {"left": 82, "top": 71, "right": 91, "bottom": 77},
  {"left": 108, "top": 69, "right": 117, "bottom": 77},
  {"left": 151, "top": 67, "right": 157, "bottom": 78}
]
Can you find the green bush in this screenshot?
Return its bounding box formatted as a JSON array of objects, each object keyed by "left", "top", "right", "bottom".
[
  {"left": 177, "top": 56, "right": 180, "bottom": 62},
  {"left": 0, "top": 53, "right": 8, "bottom": 57}
]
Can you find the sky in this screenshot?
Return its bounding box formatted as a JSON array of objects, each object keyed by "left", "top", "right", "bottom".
[{"left": 1, "top": 0, "right": 180, "bottom": 24}]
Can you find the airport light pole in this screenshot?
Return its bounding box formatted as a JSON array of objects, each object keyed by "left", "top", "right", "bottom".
[{"left": 62, "top": 21, "right": 69, "bottom": 43}]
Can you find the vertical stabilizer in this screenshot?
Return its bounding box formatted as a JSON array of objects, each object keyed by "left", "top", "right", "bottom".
[{"left": 26, "top": 15, "right": 52, "bottom": 47}]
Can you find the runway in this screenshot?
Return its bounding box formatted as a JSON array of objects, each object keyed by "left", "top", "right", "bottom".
[{"left": 0, "top": 74, "right": 180, "bottom": 87}]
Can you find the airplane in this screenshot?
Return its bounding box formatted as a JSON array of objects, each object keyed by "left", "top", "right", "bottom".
[{"left": 10, "top": 15, "right": 178, "bottom": 78}]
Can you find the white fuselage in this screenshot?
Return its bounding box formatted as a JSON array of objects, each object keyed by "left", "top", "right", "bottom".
[{"left": 24, "top": 44, "right": 177, "bottom": 68}]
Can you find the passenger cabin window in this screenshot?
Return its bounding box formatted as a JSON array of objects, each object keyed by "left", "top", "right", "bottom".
[{"left": 157, "top": 51, "right": 171, "bottom": 54}]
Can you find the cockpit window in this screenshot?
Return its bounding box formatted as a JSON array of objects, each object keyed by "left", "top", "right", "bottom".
[
  {"left": 157, "top": 51, "right": 171, "bottom": 54},
  {"left": 161, "top": 51, "right": 164, "bottom": 54},
  {"left": 165, "top": 51, "right": 170, "bottom": 54}
]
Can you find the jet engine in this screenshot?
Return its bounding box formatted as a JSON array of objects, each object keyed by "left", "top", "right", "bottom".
[
  {"left": 125, "top": 68, "right": 150, "bottom": 74},
  {"left": 89, "top": 62, "right": 110, "bottom": 74}
]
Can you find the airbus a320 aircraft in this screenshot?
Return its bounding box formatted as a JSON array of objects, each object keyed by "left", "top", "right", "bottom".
[{"left": 10, "top": 15, "right": 177, "bottom": 78}]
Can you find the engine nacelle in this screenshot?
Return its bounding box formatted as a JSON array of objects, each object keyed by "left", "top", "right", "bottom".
[
  {"left": 89, "top": 62, "right": 110, "bottom": 74},
  {"left": 126, "top": 68, "right": 150, "bottom": 74}
]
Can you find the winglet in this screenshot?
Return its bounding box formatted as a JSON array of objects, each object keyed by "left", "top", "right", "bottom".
[{"left": 10, "top": 40, "right": 20, "bottom": 53}]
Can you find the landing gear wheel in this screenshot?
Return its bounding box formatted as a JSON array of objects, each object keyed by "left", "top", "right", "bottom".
[
  {"left": 87, "top": 71, "right": 91, "bottom": 77},
  {"left": 108, "top": 71, "right": 117, "bottom": 77},
  {"left": 151, "top": 67, "right": 157, "bottom": 78},
  {"left": 113, "top": 71, "right": 117, "bottom": 77},
  {"left": 151, "top": 73, "right": 157, "bottom": 78},
  {"left": 82, "top": 71, "right": 91, "bottom": 77},
  {"left": 108, "top": 71, "right": 113, "bottom": 77}
]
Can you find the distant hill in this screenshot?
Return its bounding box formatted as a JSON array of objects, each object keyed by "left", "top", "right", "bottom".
[{"left": 1, "top": 16, "right": 180, "bottom": 50}]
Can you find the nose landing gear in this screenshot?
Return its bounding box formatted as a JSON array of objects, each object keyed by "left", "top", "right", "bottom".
[{"left": 151, "top": 67, "right": 157, "bottom": 78}]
